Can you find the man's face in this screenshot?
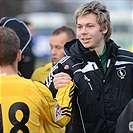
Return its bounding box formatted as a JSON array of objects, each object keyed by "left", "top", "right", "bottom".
[
  {"left": 76, "top": 13, "right": 107, "bottom": 53},
  {"left": 50, "top": 32, "right": 68, "bottom": 65}
]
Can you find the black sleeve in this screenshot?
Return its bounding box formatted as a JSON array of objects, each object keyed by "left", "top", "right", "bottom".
[
  {"left": 45, "top": 63, "right": 73, "bottom": 98},
  {"left": 48, "top": 83, "right": 58, "bottom": 98},
  {"left": 58, "top": 63, "right": 73, "bottom": 79}
]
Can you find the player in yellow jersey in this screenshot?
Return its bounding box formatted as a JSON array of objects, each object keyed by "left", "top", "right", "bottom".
[
  {"left": 31, "top": 26, "right": 76, "bottom": 133},
  {"left": 0, "top": 26, "right": 73, "bottom": 132},
  {"left": 31, "top": 26, "right": 76, "bottom": 83},
  {"left": 31, "top": 62, "right": 53, "bottom": 83}
]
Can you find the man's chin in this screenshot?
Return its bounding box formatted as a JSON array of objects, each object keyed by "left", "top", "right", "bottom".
[{"left": 52, "top": 60, "right": 56, "bottom": 65}]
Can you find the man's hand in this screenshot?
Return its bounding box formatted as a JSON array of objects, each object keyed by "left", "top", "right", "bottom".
[{"left": 53, "top": 65, "right": 72, "bottom": 89}]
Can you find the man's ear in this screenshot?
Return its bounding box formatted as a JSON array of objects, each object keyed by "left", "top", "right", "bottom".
[
  {"left": 102, "top": 25, "right": 108, "bottom": 35},
  {"left": 17, "top": 50, "right": 22, "bottom": 62}
]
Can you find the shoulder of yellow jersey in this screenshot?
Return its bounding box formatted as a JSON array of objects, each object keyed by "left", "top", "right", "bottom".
[{"left": 31, "top": 62, "right": 53, "bottom": 82}]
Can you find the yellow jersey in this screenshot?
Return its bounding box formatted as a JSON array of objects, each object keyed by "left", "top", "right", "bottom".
[
  {"left": 0, "top": 74, "right": 74, "bottom": 133},
  {"left": 31, "top": 63, "right": 67, "bottom": 133},
  {"left": 31, "top": 63, "right": 53, "bottom": 83}
]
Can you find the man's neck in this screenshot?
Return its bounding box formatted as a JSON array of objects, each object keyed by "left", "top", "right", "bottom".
[{"left": 0, "top": 65, "right": 17, "bottom": 75}]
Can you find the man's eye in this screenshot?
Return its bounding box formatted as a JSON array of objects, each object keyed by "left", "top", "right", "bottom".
[
  {"left": 88, "top": 25, "right": 94, "bottom": 27},
  {"left": 56, "top": 46, "right": 62, "bottom": 49},
  {"left": 77, "top": 26, "right": 82, "bottom": 29}
]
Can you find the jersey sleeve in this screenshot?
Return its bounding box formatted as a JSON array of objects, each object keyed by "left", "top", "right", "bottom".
[{"left": 33, "top": 81, "right": 74, "bottom": 128}]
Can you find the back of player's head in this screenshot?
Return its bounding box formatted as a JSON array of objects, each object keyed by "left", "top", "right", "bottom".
[{"left": 0, "top": 26, "right": 20, "bottom": 66}]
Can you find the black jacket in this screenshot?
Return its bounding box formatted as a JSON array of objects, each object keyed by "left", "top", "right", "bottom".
[
  {"left": 115, "top": 98, "right": 133, "bottom": 133},
  {"left": 46, "top": 39, "right": 133, "bottom": 133}
]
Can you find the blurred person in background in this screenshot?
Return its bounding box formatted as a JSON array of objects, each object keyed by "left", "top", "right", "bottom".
[
  {"left": 45, "top": 1, "right": 133, "bottom": 133},
  {"left": 31, "top": 26, "right": 76, "bottom": 83},
  {"left": 31, "top": 26, "right": 76, "bottom": 133},
  {"left": 0, "top": 17, "right": 32, "bottom": 77},
  {"left": 115, "top": 98, "right": 133, "bottom": 133},
  {"left": 18, "top": 21, "right": 36, "bottom": 79}
]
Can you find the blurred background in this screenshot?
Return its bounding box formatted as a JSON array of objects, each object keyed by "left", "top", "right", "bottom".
[{"left": 1, "top": 0, "right": 133, "bottom": 70}]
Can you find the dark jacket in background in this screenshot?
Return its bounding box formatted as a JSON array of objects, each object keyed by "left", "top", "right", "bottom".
[
  {"left": 18, "top": 40, "right": 35, "bottom": 79},
  {"left": 115, "top": 98, "right": 133, "bottom": 133}
]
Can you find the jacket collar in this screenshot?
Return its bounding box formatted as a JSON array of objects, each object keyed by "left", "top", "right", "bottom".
[{"left": 64, "top": 39, "right": 120, "bottom": 62}]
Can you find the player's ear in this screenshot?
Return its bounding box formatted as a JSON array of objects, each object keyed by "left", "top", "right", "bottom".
[{"left": 17, "top": 50, "right": 22, "bottom": 62}]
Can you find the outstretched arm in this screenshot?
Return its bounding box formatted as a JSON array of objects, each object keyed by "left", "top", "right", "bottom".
[
  {"left": 53, "top": 64, "right": 72, "bottom": 89},
  {"left": 34, "top": 80, "right": 74, "bottom": 128},
  {"left": 45, "top": 64, "right": 73, "bottom": 98}
]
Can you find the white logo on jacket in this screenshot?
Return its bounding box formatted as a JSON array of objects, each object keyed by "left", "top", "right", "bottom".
[{"left": 116, "top": 66, "right": 126, "bottom": 79}]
